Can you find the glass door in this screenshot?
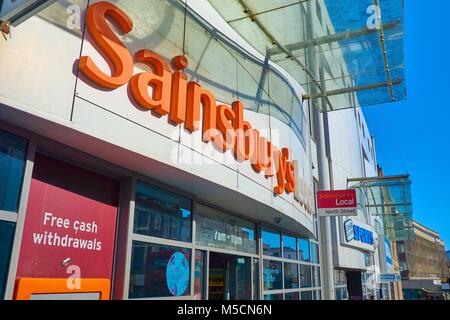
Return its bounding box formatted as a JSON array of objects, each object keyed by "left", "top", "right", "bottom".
[{"left": 208, "top": 252, "right": 251, "bottom": 300}]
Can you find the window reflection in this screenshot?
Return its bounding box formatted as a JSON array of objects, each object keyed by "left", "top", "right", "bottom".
[
  {"left": 129, "top": 241, "right": 191, "bottom": 298},
  {"left": 300, "top": 264, "right": 312, "bottom": 288},
  {"left": 284, "top": 262, "right": 299, "bottom": 289},
  {"left": 264, "top": 293, "right": 283, "bottom": 300},
  {"left": 285, "top": 292, "right": 300, "bottom": 300},
  {"left": 311, "top": 242, "right": 319, "bottom": 263},
  {"left": 282, "top": 234, "right": 297, "bottom": 260},
  {"left": 196, "top": 204, "right": 256, "bottom": 254},
  {"left": 298, "top": 238, "right": 310, "bottom": 262},
  {"left": 0, "top": 221, "right": 15, "bottom": 299},
  {"left": 0, "top": 130, "right": 27, "bottom": 213},
  {"left": 134, "top": 181, "right": 192, "bottom": 242},
  {"left": 262, "top": 228, "right": 281, "bottom": 257},
  {"left": 263, "top": 260, "right": 282, "bottom": 290}
]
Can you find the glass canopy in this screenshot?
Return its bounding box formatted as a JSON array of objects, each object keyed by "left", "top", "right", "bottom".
[
  {"left": 208, "top": 0, "right": 406, "bottom": 112},
  {"left": 347, "top": 175, "right": 414, "bottom": 241}
]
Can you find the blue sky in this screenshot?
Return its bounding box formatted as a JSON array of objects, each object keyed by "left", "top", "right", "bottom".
[{"left": 364, "top": 0, "right": 450, "bottom": 249}]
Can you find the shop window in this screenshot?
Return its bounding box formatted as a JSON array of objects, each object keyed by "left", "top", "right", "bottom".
[
  {"left": 300, "top": 265, "right": 312, "bottom": 288},
  {"left": 311, "top": 242, "right": 320, "bottom": 263},
  {"left": 195, "top": 204, "right": 256, "bottom": 254},
  {"left": 264, "top": 293, "right": 283, "bottom": 300},
  {"left": 315, "top": 290, "right": 322, "bottom": 300},
  {"left": 0, "top": 221, "right": 15, "bottom": 299},
  {"left": 252, "top": 258, "right": 259, "bottom": 300},
  {"left": 134, "top": 181, "right": 192, "bottom": 243},
  {"left": 282, "top": 234, "right": 297, "bottom": 260},
  {"left": 263, "top": 260, "right": 282, "bottom": 290},
  {"left": 313, "top": 266, "right": 321, "bottom": 287},
  {"left": 194, "top": 250, "right": 205, "bottom": 300},
  {"left": 283, "top": 262, "right": 299, "bottom": 289},
  {"left": 301, "top": 291, "right": 313, "bottom": 300},
  {"left": 262, "top": 228, "right": 281, "bottom": 257},
  {"left": 0, "top": 130, "right": 27, "bottom": 213},
  {"left": 285, "top": 292, "right": 299, "bottom": 300},
  {"left": 129, "top": 241, "right": 191, "bottom": 299},
  {"left": 298, "top": 238, "right": 310, "bottom": 262}
]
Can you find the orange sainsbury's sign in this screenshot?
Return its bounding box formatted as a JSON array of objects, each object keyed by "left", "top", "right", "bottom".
[{"left": 78, "top": 1, "right": 306, "bottom": 199}]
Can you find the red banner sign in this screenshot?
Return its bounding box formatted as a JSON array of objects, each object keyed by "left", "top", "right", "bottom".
[
  {"left": 316, "top": 189, "right": 357, "bottom": 217},
  {"left": 16, "top": 154, "right": 119, "bottom": 280}
]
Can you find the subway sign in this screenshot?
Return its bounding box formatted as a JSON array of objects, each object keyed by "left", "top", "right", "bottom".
[{"left": 343, "top": 218, "right": 375, "bottom": 252}]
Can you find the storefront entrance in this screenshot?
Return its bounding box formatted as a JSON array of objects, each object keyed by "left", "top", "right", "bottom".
[{"left": 208, "top": 252, "right": 251, "bottom": 300}]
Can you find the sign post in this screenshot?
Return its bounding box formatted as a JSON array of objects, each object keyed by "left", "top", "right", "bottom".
[{"left": 316, "top": 189, "right": 358, "bottom": 217}]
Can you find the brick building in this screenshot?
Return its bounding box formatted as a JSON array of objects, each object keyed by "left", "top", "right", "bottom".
[{"left": 396, "top": 221, "right": 449, "bottom": 299}]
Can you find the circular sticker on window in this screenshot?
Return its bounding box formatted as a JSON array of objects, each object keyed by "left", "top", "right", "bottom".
[{"left": 166, "top": 252, "right": 189, "bottom": 296}]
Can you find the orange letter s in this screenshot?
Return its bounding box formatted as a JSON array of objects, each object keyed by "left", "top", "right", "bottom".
[{"left": 79, "top": 2, "right": 134, "bottom": 89}]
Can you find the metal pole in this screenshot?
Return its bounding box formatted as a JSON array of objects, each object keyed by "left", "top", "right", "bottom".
[{"left": 315, "top": 110, "right": 335, "bottom": 300}]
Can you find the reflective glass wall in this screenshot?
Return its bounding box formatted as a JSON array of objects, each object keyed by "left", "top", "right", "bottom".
[
  {"left": 128, "top": 179, "right": 320, "bottom": 300},
  {"left": 0, "top": 130, "right": 28, "bottom": 299}
]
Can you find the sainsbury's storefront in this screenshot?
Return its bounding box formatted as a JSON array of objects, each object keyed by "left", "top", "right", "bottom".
[{"left": 0, "top": 0, "right": 322, "bottom": 300}]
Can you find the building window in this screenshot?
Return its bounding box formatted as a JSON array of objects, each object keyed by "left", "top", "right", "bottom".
[
  {"left": 283, "top": 262, "right": 299, "bottom": 289},
  {"left": 264, "top": 293, "right": 283, "bottom": 300},
  {"left": 0, "top": 130, "right": 27, "bottom": 299},
  {"left": 0, "top": 221, "right": 15, "bottom": 299},
  {"left": 313, "top": 266, "right": 321, "bottom": 287},
  {"left": 300, "top": 264, "right": 312, "bottom": 288},
  {"left": 311, "top": 242, "right": 320, "bottom": 263},
  {"left": 195, "top": 204, "right": 256, "bottom": 254},
  {"left": 301, "top": 290, "right": 313, "bottom": 300},
  {"left": 282, "top": 234, "right": 297, "bottom": 260},
  {"left": 129, "top": 241, "right": 191, "bottom": 299},
  {"left": 0, "top": 130, "right": 27, "bottom": 213},
  {"left": 262, "top": 228, "right": 281, "bottom": 257},
  {"left": 263, "top": 260, "right": 282, "bottom": 290},
  {"left": 285, "top": 292, "right": 299, "bottom": 300},
  {"left": 298, "top": 238, "right": 310, "bottom": 262},
  {"left": 134, "top": 181, "right": 192, "bottom": 242}
]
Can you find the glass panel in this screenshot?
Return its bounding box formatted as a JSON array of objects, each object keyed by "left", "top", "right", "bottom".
[
  {"left": 300, "top": 265, "right": 312, "bottom": 288},
  {"left": 208, "top": 253, "right": 251, "bottom": 300},
  {"left": 298, "top": 238, "right": 310, "bottom": 262},
  {"left": 0, "top": 130, "right": 27, "bottom": 213},
  {"left": 282, "top": 234, "right": 297, "bottom": 260},
  {"left": 315, "top": 290, "right": 322, "bottom": 300},
  {"left": 209, "top": 0, "right": 406, "bottom": 112},
  {"left": 194, "top": 250, "right": 205, "bottom": 300},
  {"left": 262, "top": 228, "right": 281, "bottom": 257},
  {"left": 253, "top": 258, "right": 259, "bottom": 300},
  {"left": 284, "top": 262, "right": 299, "bottom": 289},
  {"left": 264, "top": 293, "right": 283, "bottom": 300},
  {"left": 311, "top": 242, "right": 320, "bottom": 263},
  {"left": 336, "top": 288, "right": 343, "bottom": 300},
  {"left": 236, "top": 257, "right": 252, "bottom": 300},
  {"left": 129, "top": 241, "right": 191, "bottom": 298},
  {"left": 195, "top": 204, "right": 256, "bottom": 254},
  {"left": 133, "top": 181, "right": 192, "bottom": 242},
  {"left": 285, "top": 292, "right": 300, "bottom": 300},
  {"left": 312, "top": 266, "right": 321, "bottom": 287},
  {"left": 263, "top": 260, "right": 282, "bottom": 290},
  {"left": 301, "top": 291, "right": 313, "bottom": 300},
  {"left": 0, "top": 221, "right": 15, "bottom": 299}
]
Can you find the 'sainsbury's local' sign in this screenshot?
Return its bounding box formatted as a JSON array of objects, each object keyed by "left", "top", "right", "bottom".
[{"left": 316, "top": 189, "right": 358, "bottom": 217}]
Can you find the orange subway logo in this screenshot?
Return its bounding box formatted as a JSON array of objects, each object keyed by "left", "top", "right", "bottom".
[{"left": 78, "top": 1, "right": 297, "bottom": 196}]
